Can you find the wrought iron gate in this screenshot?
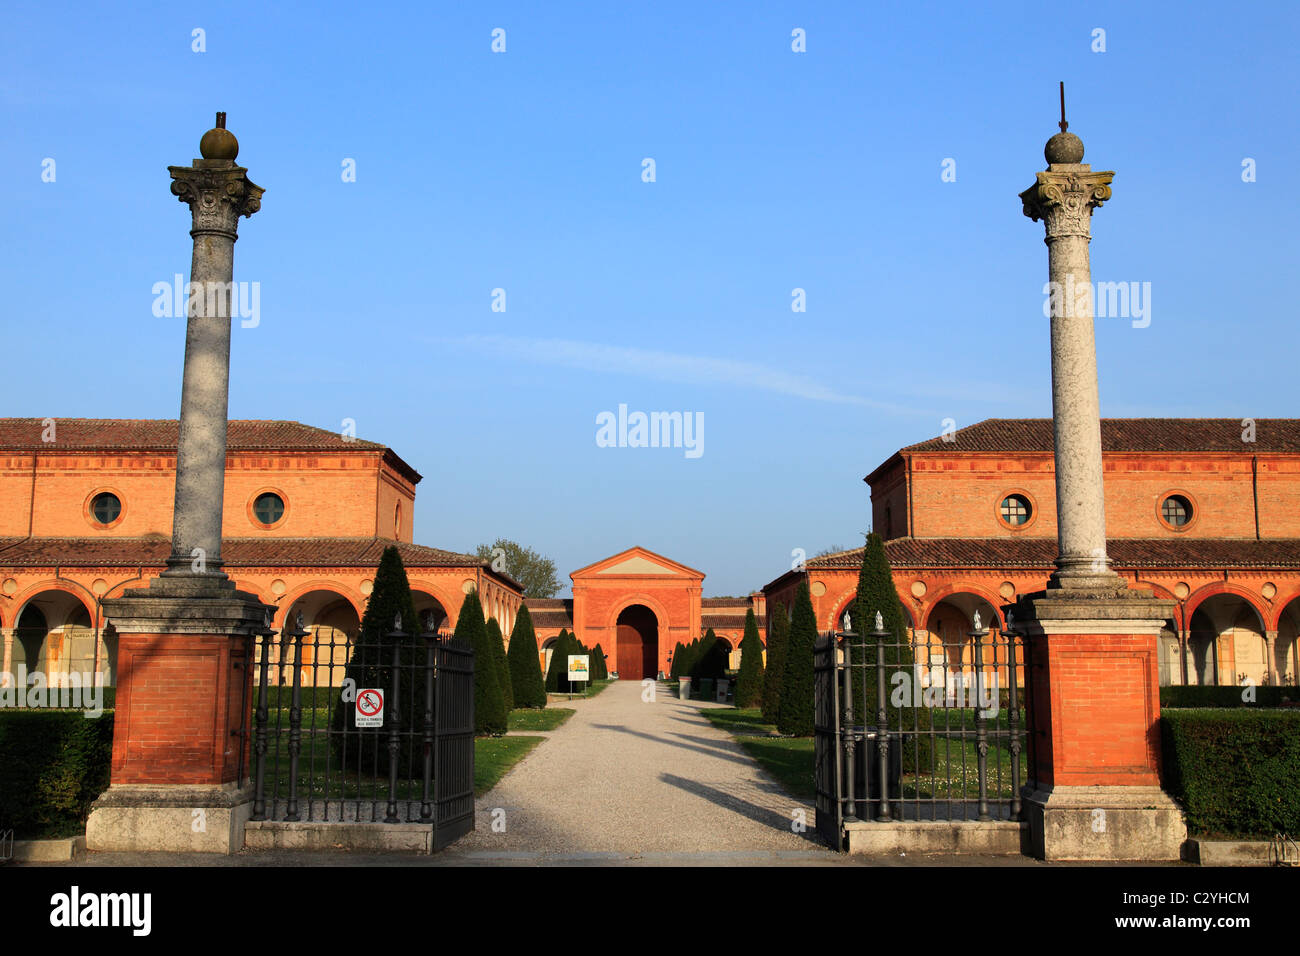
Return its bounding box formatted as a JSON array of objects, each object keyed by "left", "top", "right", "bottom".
[
  {"left": 813, "top": 634, "right": 841, "bottom": 846},
  {"left": 814, "top": 616, "right": 1032, "bottom": 849},
  {"left": 243, "top": 615, "right": 475, "bottom": 850}
]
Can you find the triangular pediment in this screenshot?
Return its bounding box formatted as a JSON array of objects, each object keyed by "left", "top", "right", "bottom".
[{"left": 571, "top": 546, "right": 705, "bottom": 581}]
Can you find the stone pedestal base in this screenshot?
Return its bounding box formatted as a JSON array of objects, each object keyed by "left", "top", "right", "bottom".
[
  {"left": 1009, "top": 581, "right": 1187, "bottom": 860},
  {"left": 87, "top": 783, "right": 252, "bottom": 854},
  {"left": 90, "top": 572, "right": 270, "bottom": 853},
  {"left": 1022, "top": 785, "right": 1186, "bottom": 861}
]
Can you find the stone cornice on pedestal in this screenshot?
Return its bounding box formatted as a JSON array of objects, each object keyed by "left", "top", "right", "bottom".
[
  {"left": 101, "top": 573, "right": 269, "bottom": 636},
  {"left": 1020, "top": 164, "right": 1114, "bottom": 242},
  {"left": 1011, "top": 581, "right": 1175, "bottom": 635}
]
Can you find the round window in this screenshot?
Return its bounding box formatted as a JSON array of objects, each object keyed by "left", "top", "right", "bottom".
[
  {"left": 90, "top": 492, "right": 121, "bottom": 526},
  {"left": 1000, "top": 494, "right": 1032, "bottom": 527},
  {"left": 1161, "top": 494, "right": 1192, "bottom": 528},
  {"left": 253, "top": 492, "right": 285, "bottom": 526}
]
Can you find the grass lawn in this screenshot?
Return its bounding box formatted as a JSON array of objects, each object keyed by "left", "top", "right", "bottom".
[
  {"left": 508, "top": 707, "right": 574, "bottom": 732},
  {"left": 547, "top": 678, "right": 613, "bottom": 701},
  {"left": 702, "top": 708, "right": 816, "bottom": 799},
  {"left": 701, "top": 707, "right": 778, "bottom": 735},
  {"left": 701, "top": 707, "right": 1027, "bottom": 803},
  {"left": 474, "top": 735, "right": 544, "bottom": 794}
]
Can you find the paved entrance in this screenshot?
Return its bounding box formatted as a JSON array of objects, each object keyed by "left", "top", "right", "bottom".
[{"left": 454, "top": 679, "right": 828, "bottom": 859}]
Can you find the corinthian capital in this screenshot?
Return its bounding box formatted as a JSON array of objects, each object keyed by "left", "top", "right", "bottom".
[
  {"left": 1020, "top": 167, "right": 1114, "bottom": 241},
  {"left": 168, "top": 161, "right": 264, "bottom": 239}
]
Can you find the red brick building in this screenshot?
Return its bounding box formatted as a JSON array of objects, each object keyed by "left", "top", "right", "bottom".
[
  {"left": 764, "top": 419, "right": 1300, "bottom": 688},
  {"left": 525, "top": 547, "right": 764, "bottom": 679},
  {"left": 0, "top": 419, "right": 523, "bottom": 687}
]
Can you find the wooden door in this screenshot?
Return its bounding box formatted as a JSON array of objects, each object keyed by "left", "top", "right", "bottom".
[{"left": 616, "top": 624, "right": 644, "bottom": 678}]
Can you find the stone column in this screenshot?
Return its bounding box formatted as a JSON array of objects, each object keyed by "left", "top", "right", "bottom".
[
  {"left": 1, "top": 627, "right": 12, "bottom": 685},
  {"left": 87, "top": 115, "right": 271, "bottom": 854},
  {"left": 163, "top": 112, "right": 263, "bottom": 577},
  {"left": 1008, "top": 106, "right": 1185, "bottom": 862},
  {"left": 1020, "top": 131, "right": 1118, "bottom": 589},
  {"left": 1264, "top": 630, "right": 1278, "bottom": 684}
]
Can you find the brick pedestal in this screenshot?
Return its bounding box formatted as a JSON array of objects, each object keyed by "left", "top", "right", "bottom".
[
  {"left": 86, "top": 574, "right": 269, "bottom": 854},
  {"left": 1011, "top": 584, "right": 1187, "bottom": 860}
]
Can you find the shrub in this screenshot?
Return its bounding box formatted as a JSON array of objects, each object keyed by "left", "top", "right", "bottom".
[
  {"left": 1161, "top": 685, "right": 1296, "bottom": 709},
  {"left": 853, "top": 532, "right": 930, "bottom": 771},
  {"left": 691, "top": 629, "right": 728, "bottom": 681},
  {"left": 506, "top": 605, "right": 547, "bottom": 708},
  {"left": 762, "top": 602, "right": 789, "bottom": 722},
  {"left": 546, "top": 630, "right": 584, "bottom": 693},
  {"left": 545, "top": 629, "right": 567, "bottom": 692},
  {"left": 1161, "top": 709, "right": 1300, "bottom": 837},
  {"left": 330, "top": 545, "right": 422, "bottom": 771},
  {"left": 0, "top": 711, "right": 114, "bottom": 838},
  {"left": 777, "top": 581, "right": 817, "bottom": 736},
  {"left": 735, "top": 609, "right": 765, "bottom": 708},
  {"left": 456, "top": 590, "right": 507, "bottom": 735},
  {"left": 591, "top": 643, "right": 608, "bottom": 680},
  {"left": 486, "top": 617, "right": 513, "bottom": 712}
]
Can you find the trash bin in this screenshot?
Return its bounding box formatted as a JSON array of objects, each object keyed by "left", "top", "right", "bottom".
[
  {"left": 678, "top": 677, "right": 692, "bottom": 699},
  {"left": 699, "top": 678, "right": 714, "bottom": 701},
  {"left": 715, "top": 679, "right": 730, "bottom": 703},
  {"left": 845, "top": 727, "right": 903, "bottom": 818}
]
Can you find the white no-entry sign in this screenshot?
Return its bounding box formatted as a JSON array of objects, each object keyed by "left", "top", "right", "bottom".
[{"left": 356, "top": 688, "right": 384, "bottom": 727}]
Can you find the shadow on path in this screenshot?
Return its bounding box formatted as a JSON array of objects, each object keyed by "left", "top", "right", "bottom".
[
  {"left": 659, "top": 772, "right": 825, "bottom": 849},
  {"left": 589, "top": 722, "right": 755, "bottom": 767}
]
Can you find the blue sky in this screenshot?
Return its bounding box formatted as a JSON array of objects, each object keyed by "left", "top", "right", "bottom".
[{"left": 3, "top": 1, "right": 1296, "bottom": 596}]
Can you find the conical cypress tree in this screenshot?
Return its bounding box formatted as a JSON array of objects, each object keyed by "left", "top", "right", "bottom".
[
  {"left": 670, "top": 641, "right": 685, "bottom": 678},
  {"left": 506, "top": 605, "right": 547, "bottom": 708},
  {"left": 777, "top": 581, "right": 817, "bottom": 736},
  {"left": 853, "top": 532, "right": 929, "bottom": 770},
  {"left": 762, "top": 601, "right": 790, "bottom": 722},
  {"left": 456, "top": 589, "right": 507, "bottom": 735},
  {"left": 735, "top": 608, "right": 765, "bottom": 708},
  {"left": 545, "top": 629, "right": 571, "bottom": 693},
  {"left": 331, "top": 545, "right": 421, "bottom": 772},
  {"left": 695, "top": 628, "right": 727, "bottom": 679},
  {"left": 486, "top": 617, "right": 513, "bottom": 712}
]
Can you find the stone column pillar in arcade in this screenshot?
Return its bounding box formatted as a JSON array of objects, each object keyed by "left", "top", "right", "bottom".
[
  {"left": 1010, "top": 89, "right": 1185, "bottom": 861},
  {"left": 86, "top": 115, "right": 272, "bottom": 853}
]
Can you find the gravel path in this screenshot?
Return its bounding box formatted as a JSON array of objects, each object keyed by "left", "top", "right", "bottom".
[{"left": 456, "top": 680, "right": 828, "bottom": 857}]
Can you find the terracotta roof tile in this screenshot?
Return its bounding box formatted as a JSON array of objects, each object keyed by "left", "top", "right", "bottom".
[
  {"left": 803, "top": 538, "right": 1300, "bottom": 570},
  {"left": 899, "top": 419, "right": 1300, "bottom": 454},
  {"left": 702, "top": 613, "right": 764, "bottom": 629},
  {"left": 523, "top": 598, "right": 573, "bottom": 628},
  {"left": 0, "top": 536, "right": 486, "bottom": 570},
  {"left": 0, "top": 418, "right": 388, "bottom": 451},
  {"left": 0, "top": 419, "right": 421, "bottom": 483}
]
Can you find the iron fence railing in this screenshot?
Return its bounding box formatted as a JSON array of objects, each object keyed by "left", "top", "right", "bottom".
[
  {"left": 815, "top": 616, "right": 1033, "bottom": 847},
  {"left": 242, "top": 615, "right": 474, "bottom": 849}
]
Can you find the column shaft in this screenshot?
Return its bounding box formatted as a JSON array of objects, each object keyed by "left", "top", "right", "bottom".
[
  {"left": 164, "top": 158, "right": 262, "bottom": 574},
  {"left": 1021, "top": 165, "right": 1117, "bottom": 587}
]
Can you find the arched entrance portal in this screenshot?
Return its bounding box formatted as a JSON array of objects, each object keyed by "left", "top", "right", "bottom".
[{"left": 616, "top": 605, "right": 659, "bottom": 680}]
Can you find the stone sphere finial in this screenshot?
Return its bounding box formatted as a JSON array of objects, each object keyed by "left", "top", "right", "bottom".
[
  {"left": 199, "top": 111, "right": 239, "bottom": 160},
  {"left": 1045, "top": 130, "right": 1084, "bottom": 165}
]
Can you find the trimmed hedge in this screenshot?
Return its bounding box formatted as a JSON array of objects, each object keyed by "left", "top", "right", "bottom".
[
  {"left": 0, "top": 710, "right": 114, "bottom": 838},
  {"left": 1161, "top": 708, "right": 1300, "bottom": 838},
  {"left": 1160, "top": 685, "right": 1298, "bottom": 709}
]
